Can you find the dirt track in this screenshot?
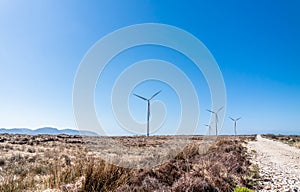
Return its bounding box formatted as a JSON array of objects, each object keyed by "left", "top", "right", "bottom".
[{"left": 248, "top": 135, "right": 300, "bottom": 191}]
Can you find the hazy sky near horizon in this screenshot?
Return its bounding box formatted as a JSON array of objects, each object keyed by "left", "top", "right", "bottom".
[{"left": 0, "top": 0, "right": 299, "bottom": 135}]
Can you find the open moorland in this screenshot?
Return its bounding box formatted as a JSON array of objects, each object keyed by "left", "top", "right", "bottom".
[
  {"left": 0, "top": 134, "right": 259, "bottom": 192},
  {"left": 262, "top": 134, "right": 300, "bottom": 149}
]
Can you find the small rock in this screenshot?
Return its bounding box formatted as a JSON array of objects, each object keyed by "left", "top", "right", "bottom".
[{"left": 264, "top": 184, "right": 271, "bottom": 190}]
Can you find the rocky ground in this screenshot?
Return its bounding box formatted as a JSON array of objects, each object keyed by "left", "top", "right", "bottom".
[{"left": 248, "top": 135, "right": 300, "bottom": 192}]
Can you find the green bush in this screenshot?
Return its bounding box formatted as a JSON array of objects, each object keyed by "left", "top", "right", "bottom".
[
  {"left": 251, "top": 149, "right": 257, "bottom": 153},
  {"left": 234, "top": 187, "right": 254, "bottom": 192}
]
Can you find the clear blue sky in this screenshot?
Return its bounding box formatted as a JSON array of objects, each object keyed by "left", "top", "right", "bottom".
[{"left": 0, "top": 0, "right": 299, "bottom": 135}]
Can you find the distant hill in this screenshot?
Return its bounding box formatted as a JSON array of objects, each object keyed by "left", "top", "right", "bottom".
[{"left": 0, "top": 127, "right": 98, "bottom": 136}]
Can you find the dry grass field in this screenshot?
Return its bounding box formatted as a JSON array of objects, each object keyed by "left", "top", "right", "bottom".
[
  {"left": 262, "top": 134, "right": 300, "bottom": 149},
  {"left": 0, "top": 134, "right": 258, "bottom": 192}
]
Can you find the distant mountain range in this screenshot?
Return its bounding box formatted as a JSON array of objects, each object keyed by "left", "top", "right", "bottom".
[{"left": 0, "top": 127, "right": 98, "bottom": 136}]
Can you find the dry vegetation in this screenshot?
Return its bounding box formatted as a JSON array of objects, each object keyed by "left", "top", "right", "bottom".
[
  {"left": 262, "top": 134, "right": 300, "bottom": 149},
  {"left": 0, "top": 134, "right": 258, "bottom": 192}
]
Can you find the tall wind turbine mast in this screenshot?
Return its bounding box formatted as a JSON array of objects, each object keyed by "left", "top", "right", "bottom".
[
  {"left": 133, "top": 90, "right": 161, "bottom": 137},
  {"left": 204, "top": 124, "right": 212, "bottom": 136},
  {"left": 206, "top": 107, "right": 223, "bottom": 136},
  {"left": 229, "top": 117, "right": 241, "bottom": 136}
]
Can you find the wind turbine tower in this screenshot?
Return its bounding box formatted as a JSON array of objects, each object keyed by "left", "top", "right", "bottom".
[
  {"left": 229, "top": 117, "right": 241, "bottom": 136},
  {"left": 206, "top": 107, "right": 223, "bottom": 136},
  {"left": 204, "top": 124, "right": 212, "bottom": 136},
  {"left": 133, "top": 90, "right": 161, "bottom": 137}
]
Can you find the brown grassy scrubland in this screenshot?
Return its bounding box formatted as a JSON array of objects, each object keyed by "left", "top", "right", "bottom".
[
  {"left": 262, "top": 134, "right": 300, "bottom": 149},
  {"left": 0, "top": 134, "right": 259, "bottom": 192}
]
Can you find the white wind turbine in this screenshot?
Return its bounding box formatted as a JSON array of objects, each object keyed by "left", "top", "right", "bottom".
[
  {"left": 133, "top": 90, "right": 161, "bottom": 137},
  {"left": 204, "top": 124, "right": 212, "bottom": 136},
  {"left": 206, "top": 107, "right": 223, "bottom": 136},
  {"left": 229, "top": 117, "right": 241, "bottom": 136}
]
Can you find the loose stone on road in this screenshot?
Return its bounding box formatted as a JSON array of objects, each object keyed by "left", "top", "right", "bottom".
[{"left": 248, "top": 135, "right": 300, "bottom": 192}]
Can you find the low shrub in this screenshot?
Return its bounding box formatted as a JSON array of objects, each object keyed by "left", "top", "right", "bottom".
[
  {"left": 234, "top": 187, "right": 254, "bottom": 192},
  {"left": 0, "top": 135, "right": 259, "bottom": 191}
]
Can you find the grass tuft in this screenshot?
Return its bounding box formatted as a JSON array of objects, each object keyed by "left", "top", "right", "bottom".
[{"left": 0, "top": 134, "right": 258, "bottom": 191}]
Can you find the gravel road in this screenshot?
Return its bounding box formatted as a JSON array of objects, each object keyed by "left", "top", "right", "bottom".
[{"left": 248, "top": 135, "right": 300, "bottom": 192}]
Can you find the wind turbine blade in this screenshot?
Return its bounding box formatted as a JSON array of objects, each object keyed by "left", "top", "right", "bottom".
[
  {"left": 217, "top": 106, "right": 224, "bottom": 113},
  {"left": 133, "top": 94, "right": 147, "bottom": 101},
  {"left": 206, "top": 109, "right": 215, "bottom": 113},
  {"left": 149, "top": 90, "right": 161, "bottom": 100},
  {"left": 236, "top": 117, "right": 241, "bottom": 121},
  {"left": 229, "top": 117, "right": 234, "bottom": 121}
]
